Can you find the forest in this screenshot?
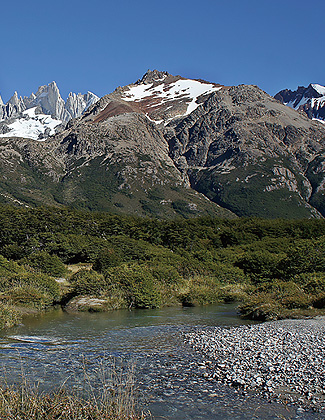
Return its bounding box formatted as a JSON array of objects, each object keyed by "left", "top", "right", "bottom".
[{"left": 0, "top": 205, "right": 324, "bottom": 328}]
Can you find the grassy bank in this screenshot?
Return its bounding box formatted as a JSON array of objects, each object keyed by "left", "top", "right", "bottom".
[
  {"left": 0, "top": 360, "right": 145, "bottom": 420},
  {"left": 0, "top": 206, "right": 323, "bottom": 322},
  {"left": 0, "top": 386, "right": 144, "bottom": 420}
]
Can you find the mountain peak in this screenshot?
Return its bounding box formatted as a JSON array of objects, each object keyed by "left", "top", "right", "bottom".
[
  {"left": 0, "top": 82, "right": 99, "bottom": 139},
  {"left": 275, "top": 83, "right": 325, "bottom": 121},
  {"left": 311, "top": 83, "right": 325, "bottom": 96},
  {"left": 0, "top": 72, "right": 325, "bottom": 219},
  {"left": 8, "top": 91, "right": 20, "bottom": 106},
  {"left": 138, "top": 69, "right": 170, "bottom": 84}
]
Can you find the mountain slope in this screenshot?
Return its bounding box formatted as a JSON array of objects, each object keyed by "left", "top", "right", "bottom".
[
  {"left": 0, "top": 71, "right": 325, "bottom": 218},
  {"left": 164, "top": 84, "right": 325, "bottom": 218},
  {"left": 105, "top": 71, "right": 325, "bottom": 218}
]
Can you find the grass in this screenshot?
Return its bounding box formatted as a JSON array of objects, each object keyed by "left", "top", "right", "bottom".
[
  {"left": 0, "top": 303, "right": 21, "bottom": 329},
  {"left": 0, "top": 359, "right": 147, "bottom": 420}
]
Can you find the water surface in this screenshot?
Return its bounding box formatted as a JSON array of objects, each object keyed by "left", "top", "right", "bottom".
[{"left": 0, "top": 304, "right": 319, "bottom": 419}]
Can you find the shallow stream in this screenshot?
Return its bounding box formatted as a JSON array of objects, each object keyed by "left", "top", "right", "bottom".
[{"left": 0, "top": 304, "right": 321, "bottom": 419}]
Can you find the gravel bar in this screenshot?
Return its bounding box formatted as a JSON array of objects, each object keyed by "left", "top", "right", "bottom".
[{"left": 185, "top": 317, "right": 325, "bottom": 414}]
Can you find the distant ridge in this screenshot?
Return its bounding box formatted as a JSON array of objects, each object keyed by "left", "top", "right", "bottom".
[
  {"left": 275, "top": 83, "right": 325, "bottom": 123},
  {"left": 0, "top": 82, "right": 99, "bottom": 140}
]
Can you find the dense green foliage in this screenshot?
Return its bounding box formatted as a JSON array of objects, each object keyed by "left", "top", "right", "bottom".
[
  {"left": 0, "top": 205, "right": 323, "bottom": 321},
  {"left": 19, "top": 251, "right": 67, "bottom": 277}
]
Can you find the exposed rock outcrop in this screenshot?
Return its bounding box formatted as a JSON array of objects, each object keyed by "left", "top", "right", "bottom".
[{"left": 275, "top": 83, "right": 325, "bottom": 122}]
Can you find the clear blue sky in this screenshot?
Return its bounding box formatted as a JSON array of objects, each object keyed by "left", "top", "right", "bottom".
[{"left": 1, "top": 0, "right": 324, "bottom": 102}]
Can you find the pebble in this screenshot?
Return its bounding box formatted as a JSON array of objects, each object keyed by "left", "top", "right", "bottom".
[{"left": 184, "top": 318, "right": 325, "bottom": 413}]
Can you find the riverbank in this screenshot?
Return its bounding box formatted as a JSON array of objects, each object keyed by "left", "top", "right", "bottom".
[
  {"left": 0, "top": 304, "right": 308, "bottom": 420},
  {"left": 0, "top": 208, "right": 324, "bottom": 325},
  {"left": 185, "top": 317, "right": 325, "bottom": 414}
]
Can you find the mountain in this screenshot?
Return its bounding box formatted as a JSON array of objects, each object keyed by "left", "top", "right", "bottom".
[
  {"left": 0, "top": 70, "right": 325, "bottom": 219},
  {"left": 275, "top": 84, "right": 325, "bottom": 123},
  {"left": 0, "top": 82, "right": 99, "bottom": 140}
]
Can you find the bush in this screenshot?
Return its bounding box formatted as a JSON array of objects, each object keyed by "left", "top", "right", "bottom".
[
  {"left": 93, "top": 248, "right": 122, "bottom": 272},
  {"left": 0, "top": 259, "right": 60, "bottom": 304},
  {"left": 0, "top": 255, "right": 22, "bottom": 276},
  {"left": 235, "top": 250, "right": 286, "bottom": 283},
  {"left": 176, "top": 276, "right": 223, "bottom": 306},
  {"left": 0, "top": 304, "right": 21, "bottom": 329},
  {"left": 20, "top": 252, "right": 66, "bottom": 277},
  {"left": 150, "top": 264, "right": 182, "bottom": 284},
  {"left": 239, "top": 297, "right": 282, "bottom": 321},
  {"left": 4, "top": 285, "right": 53, "bottom": 309},
  {"left": 272, "top": 280, "right": 311, "bottom": 309},
  {"left": 104, "top": 265, "right": 161, "bottom": 309},
  {"left": 18, "top": 272, "right": 60, "bottom": 301},
  {"left": 295, "top": 272, "right": 325, "bottom": 308},
  {"left": 283, "top": 238, "right": 325, "bottom": 276},
  {"left": 239, "top": 279, "right": 313, "bottom": 321},
  {"left": 70, "top": 269, "right": 107, "bottom": 296}
]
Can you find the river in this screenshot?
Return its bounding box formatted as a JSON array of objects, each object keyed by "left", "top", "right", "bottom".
[{"left": 0, "top": 304, "right": 320, "bottom": 419}]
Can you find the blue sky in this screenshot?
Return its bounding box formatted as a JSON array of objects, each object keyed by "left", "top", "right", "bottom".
[{"left": 1, "top": 0, "right": 324, "bottom": 102}]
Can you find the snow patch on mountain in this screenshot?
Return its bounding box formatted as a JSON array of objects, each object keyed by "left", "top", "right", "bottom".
[
  {"left": 285, "top": 97, "right": 309, "bottom": 109},
  {"left": 0, "top": 82, "right": 99, "bottom": 123},
  {"left": 0, "top": 82, "right": 99, "bottom": 139},
  {"left": 276, "top": 83, "right": 325, "bottom": 121},
  {"left": 311, "top": 84, "right": 325, "bottom": 96},
  {"left": 313, "top": 118, "right": 325, "bottom": 125},
  {"left": 0, "top": 107, "right": 62, "bottom": 140},
  {"left": 122, "top": 79, "right": 222, "bottom": 116}
]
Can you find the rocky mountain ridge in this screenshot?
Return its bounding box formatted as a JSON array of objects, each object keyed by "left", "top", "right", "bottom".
[
  {"left": 0, "top": 82, "right": 99, "bottom": 140},
  {"left": 275, "top": 83, "right": 325, "bottom": 123},
  {"left": 0, "top": 70, "right": 324, "bottom": 219}
]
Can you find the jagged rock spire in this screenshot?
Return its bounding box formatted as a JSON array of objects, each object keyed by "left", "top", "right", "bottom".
[
  {"left": 139, "top": 69, "right": 170, "bottom": 84},
  {"left": 0, "top": 82, "right": 99, "bottom": 123}
]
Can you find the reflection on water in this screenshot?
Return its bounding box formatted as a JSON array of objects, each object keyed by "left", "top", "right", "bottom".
[{"left": 0, "top": 304, "right": 319, "bottom": 419}]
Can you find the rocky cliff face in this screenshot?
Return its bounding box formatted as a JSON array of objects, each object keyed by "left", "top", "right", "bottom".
[
  {"left": 0, "top": 82, "right": 99, "bottom": 139},
  {"left": 163, "top": 84, "right": 325, "bottom": 217},
  {"left": 275, "top": 84, "right": 325, "bottom": 122},
  {"left": 0, "top": 71, "right": 325, "bottom": 219}
]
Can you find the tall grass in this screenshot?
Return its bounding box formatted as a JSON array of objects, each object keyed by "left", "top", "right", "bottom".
[{"left": 0, "top": 359, "right": 147, "bottom": 420}]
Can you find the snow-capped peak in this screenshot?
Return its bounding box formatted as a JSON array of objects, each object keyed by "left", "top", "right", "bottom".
[
  {"left": 275, "top": 83, "right": 325, "bottom": 121},
  {"left": 0, "top": 107, "right": 62, "bottom": 140},
  {"left": 0, "top": 82, "right": 100, "bottom": 139},
  {"left": 120, "top": 76, "right": 222, "bottom": 122},
  {"left": 311, "top": 84, "right": 325, "bottom": 96}
]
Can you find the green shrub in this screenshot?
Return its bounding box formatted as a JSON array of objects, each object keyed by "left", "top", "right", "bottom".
[
  {"left": 218, "top": 283, "right": 253, "bottom": 302},
  {"left": 274, "top": 280, "right": 311, "bottom": 309},
  {"left": 295, "top": 272, "right": 325, "bottom": 308},
  {"left": 4, "top": 285, "right": 53, "bottom": 309},
  {"left": 0, "top": 257, "right": 60, "bottom": 303},
  {"left": 93, "top": 248, "right": 122, "bottom": 272},
  {"left": 150, "top": 264, "right": 182, "bottom": 284},
  {"left": 235, "top": 250, "right": 286, "bottom": 283},
  {"left": 176, "top": 276, "right": 223, "bottom": 306},
  {"left": 0, "top": 255, "right": 22, "bottom": 276},
  {"left": 0, "top": 304, "right": 21, "bottom": 329},
  {"left": 239, "top": 297, "right": 282, "bottom": 321},
  {"left": 104, "top": 265, "right": 161, "bottom": 309},
  {"left": 70, "top": 269, "right": 107, "bottom": 296},
  {"left": 0, "top": 244, "right": 26, "bottom": 260},
  {"left": 239, "top": 279, "right": 312, "bottom": 321},
  {"left": 17, "top": 272, "right": 60, "bottom": 301},
  {"left": 283, "top": 238, "right": 325, "bottom": 276},
  {"left": 20, "top": 252, "right": 66, "bottom": 277}
]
